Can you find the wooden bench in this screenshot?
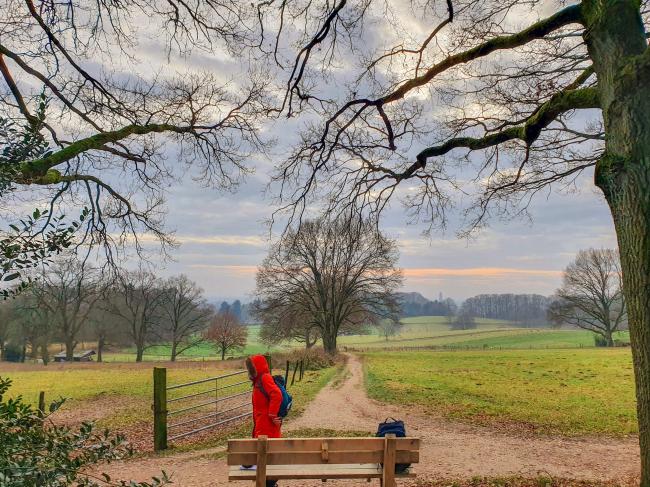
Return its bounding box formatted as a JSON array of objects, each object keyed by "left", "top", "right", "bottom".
[{"left": 227, "top": 435, "right": 419, "bottom": 486}]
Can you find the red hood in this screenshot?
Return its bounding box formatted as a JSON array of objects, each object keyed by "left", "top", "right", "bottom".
[{"left": 248, "top": 354, "right": 270, "bottom": 379}]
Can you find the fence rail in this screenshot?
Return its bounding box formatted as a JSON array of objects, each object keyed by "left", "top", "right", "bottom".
[{"left": 152, "top": 356, "right": 306, "bottom": 450}]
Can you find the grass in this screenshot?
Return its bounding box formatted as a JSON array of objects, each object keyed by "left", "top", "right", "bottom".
[
  {"left": 364, "top": 348, "right": 637, "bottom": 436},
  {"left": 108, "top": 325, "right": 280, "bottom": 362},
  {"left": 334, "top": 316, "right": 630, "bottom": 351}
]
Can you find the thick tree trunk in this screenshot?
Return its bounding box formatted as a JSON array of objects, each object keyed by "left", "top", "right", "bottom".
[
  {"left": 40, "top": 342, "right": 49, "bottom": 365},
  {"left": 585, "top": 1, "right": 650, "bottom": 482},
  {"left": 221, "top": 347, "right": 226, "bottom": 361},
  {"left": 170, "top": 341, "right": 178, "bottom": 362},
  {"left": 65, "top": 337, "right": 75, "bottom": 361},
  {"left": 135, "top": 343, "right": 144, "bottom": 362},
  {"left": 97, "top": 335, "right": 105, "bottom": 363},
  {"left": 322, "top": 329, "right": 337, "bottom": 355}
]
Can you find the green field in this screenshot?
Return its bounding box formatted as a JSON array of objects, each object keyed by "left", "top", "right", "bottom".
[
  {"left": 108, "top": 324, "right": 277, "bottom": 362},
  {"left": 338, "top": 316, "right": 630, "bottom": 351},
  {"left": 364, "top": 348, "right": 637, "bottom": 436}
]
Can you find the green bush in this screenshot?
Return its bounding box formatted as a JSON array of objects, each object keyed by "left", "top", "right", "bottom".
[
  {"left": 593, "top": 334, "right": 610, "bottom": 347},
  {"left": 0, "top": 376, "right": 170, "bottom": 486}
]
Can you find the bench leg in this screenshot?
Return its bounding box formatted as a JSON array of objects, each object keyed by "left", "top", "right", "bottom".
[
  {"left": 382, "top": 434, "right": 396, "bottom": 487},
  {"left": 256, "top": 436, "right": 268, "bottom": 487}
]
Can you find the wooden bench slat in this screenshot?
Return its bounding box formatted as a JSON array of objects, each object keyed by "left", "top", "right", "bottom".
[
  {"left": 227, "top": 449, "right": 418, "bottom": 466},
  {"left": 228, "top": 464, "right": 416, "bottom": 481},
  {"left": 227, "top": 437, "right": 420, "bottom": 453}
]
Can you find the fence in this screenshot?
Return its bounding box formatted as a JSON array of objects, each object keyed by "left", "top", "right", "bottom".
[{"left": 152, "top": 358, "right": 306, "bottom": 451}]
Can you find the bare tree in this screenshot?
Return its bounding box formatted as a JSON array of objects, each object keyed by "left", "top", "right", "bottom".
[
  {"left": 160, "top": 275, "right": 213, "bottom": 361},
  {"left": 376, "top": 319, "right": 403, "bottom": 341},
  {"left": 549, "top": 248, "right": 626, "bottom": 346},
  {"left": 451, "top": 307, "right": 477, "bottom": 331},
  {"left": 253, "top": 1, "right": 650, "bottom": 476},
  {"left": 31, "top": 257, "right": 103, "bottom": 360},
  {"left": 255, "top": 216, "right": 402, "bottom": 354},
  {"left": 257, "top": 303, "right": 321, "bottom": 349},
  {"left": 204, "top": 310, "right": 247, "bottom": 360},
  {"left": 105, "top": 270, "right": 165, "bottom": 362}
]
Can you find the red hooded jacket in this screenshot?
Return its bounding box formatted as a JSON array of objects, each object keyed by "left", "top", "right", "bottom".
[{"left": 246, "top": 355, "right": 282, "bottom": 438}]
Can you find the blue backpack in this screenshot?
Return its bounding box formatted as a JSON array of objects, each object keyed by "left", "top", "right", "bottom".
[
  {"left": 258, "top": 374, "right": 293, "bottom": 418},
  {"left": 377, "top": 418, "right": 410, "bottom": 473}
]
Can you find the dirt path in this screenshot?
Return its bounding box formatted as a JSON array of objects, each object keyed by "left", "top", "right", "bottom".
[{"left": 102, "top": 354, "right": 640, "bottom": 486}]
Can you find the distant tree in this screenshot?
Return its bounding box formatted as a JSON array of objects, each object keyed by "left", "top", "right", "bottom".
[
  {"left": 219, "top": 301, "right": 231, "bottom": 315},
  {"left": 0, "top": 300, "right": 14, "bottom": 360},
  {"left": 204, "top": 311, "right": 247, "bottom": 360},
  {"left": 257, "top": 302, "right": 321, "bottom": 349},
  {"left": 231, "top": 300, "right": 242, "bottom": 321},
  {"left": 376, "top": 320, "right": 403, "bottom": 341},
  {"left": 30, "top": 257, "right": 103, "bottom": 360},
  {"left": 105, "top": 270, "right": 165, "bottom": 362},
  {"left": 451, "top": 307, "right": 477, "bottom": 331},
  {"left": 160, "top": 275, "right": 213, "bottom": 361},
  {"left": 548, "top": 248, "right": 626, "bottom": 347},
  {"left": 255, "top": 216, "right": 402, "bottom": 354},
  {"left": 11, "top": 291, "right": 56, "bottom": 364}
]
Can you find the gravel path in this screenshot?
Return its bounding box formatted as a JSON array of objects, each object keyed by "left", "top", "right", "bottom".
[{"left": 101, "top": 354, "right": 640, "bottom": 486}]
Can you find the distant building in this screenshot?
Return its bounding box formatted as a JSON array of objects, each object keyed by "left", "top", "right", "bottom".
[{"left": 53, "top": 350, "right": 96, "bottom": 362}]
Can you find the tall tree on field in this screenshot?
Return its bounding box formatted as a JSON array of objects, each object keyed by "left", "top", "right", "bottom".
[
  {"left": 160, "top": 275, "right": 213, "bottom": 361},
  {"left": 204, "top": 311, "right": 247, "bottom": 360},
  {"left": 255, "top": 217, "right": 402, "bottom": 354},
  {"left": 255, "top": 1, "right": 650, "bottom": 478},
  {"left": 549, "top": 248, "right": 626, "bottom": 346},
  {"left": 105, "top": 270, "right": 165, "bottom": 362},
  {"left": 30, "top": 258, "right": 103, "bottom": 360}
]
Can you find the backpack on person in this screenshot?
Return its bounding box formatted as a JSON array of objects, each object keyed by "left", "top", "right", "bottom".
[
  {"left": 376, "top": 417, "right": 410, "bottom": 474},
  {"left": 258, "top": 374, "right": 293, "bottom": 418}
]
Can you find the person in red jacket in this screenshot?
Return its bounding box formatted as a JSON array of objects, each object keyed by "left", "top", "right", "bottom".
[
  {"left": 246, "top": 354, "right": 283, "bottom": 438},
  {"left": 245, "top": 355, "right": 282, "bottom": 487}
]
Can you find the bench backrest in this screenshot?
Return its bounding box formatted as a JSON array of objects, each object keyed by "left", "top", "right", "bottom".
[{"left": 227, "top": 436, "right": 420, "bottom": 466}]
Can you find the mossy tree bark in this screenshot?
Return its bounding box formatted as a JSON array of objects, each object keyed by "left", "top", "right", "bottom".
[{"left": 585, "top": 1, "right": 650, "bottom": 484}]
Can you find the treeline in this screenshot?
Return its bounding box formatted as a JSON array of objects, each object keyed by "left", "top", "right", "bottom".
[
  {"left": 0, "top": 257, "right": 248, "bottom": 363},
  {"left": 461, "top": 294, "right": 553, "bottom": 327},
  {"left": 398, "top": 292, "right": 554, "bottom": 328},
  {"left": 397, "top": 292, "right": 457, "bottom": 317}
]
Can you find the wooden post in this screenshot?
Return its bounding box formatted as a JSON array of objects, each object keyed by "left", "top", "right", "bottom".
[
  {"left": 284, "top": 360, "right": 290, "bottom": 385},
  {"left": 382, "top": 434, "right": 396, "bottom": 487},
  {"left": 291, "top": 360, "right": 299, "bottom": 386},
  {"left": 256, "top": 435, "right": 268, "bottom": 487},
  {"left": 38, "top": 391, "right": 45, "bottom": 417},
  {"left": 153, "top": 367, "right": 168, "bottom": 451},
  {"left": 299, "top": 360, "right": 304, "bottom": 381}
]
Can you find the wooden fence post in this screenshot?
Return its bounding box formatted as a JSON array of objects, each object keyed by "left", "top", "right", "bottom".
[
  {"left": 153, "top": 367, "right": 168, "bottom": 451},
  {"left": 299, "top": 360, "right": 304, "bottom": 381},
  {"left": 38, "top": 391, "right": 45, "bottom": 417},
  {"left": 291, "top": 361, "right": 299, "bottom": 386},
  {"left": 284, "top": 360, "right": 290, "bottom": 385}
]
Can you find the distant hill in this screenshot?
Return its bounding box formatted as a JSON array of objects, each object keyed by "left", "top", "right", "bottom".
[{"left": 397, "top": 292, "right": 456, "bottom": 317}]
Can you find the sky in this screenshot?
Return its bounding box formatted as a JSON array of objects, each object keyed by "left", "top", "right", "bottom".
[
  {"left": 3, "top": 0, "right": 620, "bottom": 303},
  {"left": 125, "top": 1, "right": 618, "bottom": 304},
  {"left": 153, "top": 164, "right": 617, "bottom": 303}
]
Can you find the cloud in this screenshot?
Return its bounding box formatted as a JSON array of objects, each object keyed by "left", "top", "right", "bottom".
[{"left": 403, "top": 267, "right": 562, "bottom": 279}]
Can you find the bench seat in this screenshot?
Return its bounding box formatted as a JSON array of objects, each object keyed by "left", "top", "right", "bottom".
[{"left": 229, "top": 464, "right": 416, "bottom": 480}]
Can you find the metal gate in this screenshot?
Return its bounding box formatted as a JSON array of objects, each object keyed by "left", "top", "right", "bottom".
[{"left": 153, "top": 368, "right": 252, "bottom": 450}]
